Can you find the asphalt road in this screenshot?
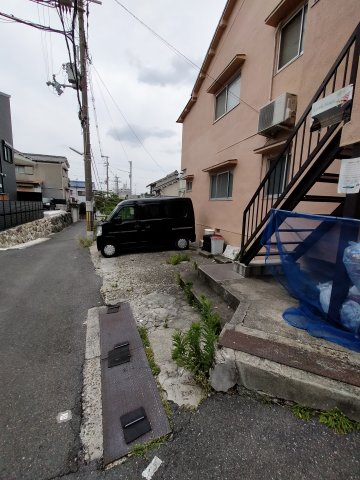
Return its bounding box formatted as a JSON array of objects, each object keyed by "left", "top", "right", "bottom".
[
  {"left": 0, "top": 222, "right": 102, "bottom": 480},
  {"left": 1, "top": 223, "right": 360, "bottom": 480},
  {"left": 60, "top": 392, "right": 360, "bottom": 480}
]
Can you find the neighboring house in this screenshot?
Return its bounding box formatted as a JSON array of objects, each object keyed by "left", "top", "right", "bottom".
[
  {"left": 147, "top": 170, "right": 179, "bottom": 196},
  {"left": 178, "top": 0, "right": 360, "bottom": 263},
  {"left": 23, "top": 153, "right": 70, "bottom": 204},
  {"left": 14, "top": 151, "right": 42, "bottom": 201},
  {"left": 118, "top": 183, "right": 131, "bottom": 198},
  {"left": 69, "top": 180, "right": 95, "bottom": 204},
  {"left": 0, "top": 92, "right": 17, "bottom": 200}
]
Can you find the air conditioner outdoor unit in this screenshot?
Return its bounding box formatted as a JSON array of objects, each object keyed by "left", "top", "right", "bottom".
[{"left": 258, "top": 93, "right": 297, "bottom": 137}]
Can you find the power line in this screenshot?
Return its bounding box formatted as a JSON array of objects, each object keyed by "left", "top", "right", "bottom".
[
  {"left": 90, "top": 62, "right": 166, "bottom": 173},
  {"left": 90, "top": 65, "right": 130, "bottom": 164},
  {"left": 0, "top": 10, "right": 70, "bottom": 36},
  {"left": 112, "top": 0, "right": 258, "bottom": 114},
  {"left": 88, "top": 68, "right": 104, "bottom": 158}
]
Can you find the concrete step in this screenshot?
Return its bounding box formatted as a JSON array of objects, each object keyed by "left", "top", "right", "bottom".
[
  {"left": 197, "top": 264, "right": 360, "bottom": 421},
  {"left": 179, "top": 270, "right": 235, "bottom": 327},
  {"left": 197, "top": 263, "right": 241, "bottom": 310}
]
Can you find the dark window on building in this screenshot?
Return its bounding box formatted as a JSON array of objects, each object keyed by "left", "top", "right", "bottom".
[
  {"left": 266, "top": 155, "right": 289, "bottom": 196},
  {"left": 278, "top": 4, "right": 307, "bottom": 70},
  {"left": 210, "top": 171, "right": 233, "bottom": 199},
  {"left": 2, "top": 141, "right": 13, "bottom": 164},
  {"left": 186, "top": 180, "right": 193, "bottom": 192}
]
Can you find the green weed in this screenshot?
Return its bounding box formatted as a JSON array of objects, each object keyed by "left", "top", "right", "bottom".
[
  {"left": 183, "top": 281, "right": 194, "bottom": 305},
  {"left": 130, "top": 435, "right": 168, "bottom": 457},
  {"left": 78, "top": 236, "right": 93, "bottom": 248},
  {"left": 292, "top": 404, "right": 316, "bottom": 421},
  {"left": 167, "top": 253, "right": 190, "bottom": 265},
  {"left": 171, "top": 291, "right": 221, "bottom": 382},
  {"left": 319, "top": 408, "right": 360, "bottom": 434},
  {"left": 138, "top": 326, "right": 161, "bottom": 376}
]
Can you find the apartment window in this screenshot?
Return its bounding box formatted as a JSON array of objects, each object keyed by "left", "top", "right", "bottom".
[
  {"left": 278, "top": 4, "right": 307, "bottom": 70},
  {"left": 215, "top": 74, "right": 241, "bottom": 120},
  {"left": 210, "top": 170, "right": 233, "bottom": 199},
  {"left": 77, "top": 190, "right": 85, "bottom": 196},
  {"left": 16, "top": 165, "right": 25, "bottom": 174},
  {"left": 266, "top": 155, "right": 288, "bottom": 196},
  {"left": 186, "top": 180, "right": 193, "bottom": 192},
  {"left": 2, "top": 141, "right": 13, "bottom": 164}
]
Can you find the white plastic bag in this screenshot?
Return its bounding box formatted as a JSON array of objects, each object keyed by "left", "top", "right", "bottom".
[
  {"left": 343, "top": 241, "right": 360, "bottom": 290},
  {"left": 318, "top": 281, "right": 333, "bottom": 314},
  {"left": 340, "top": 300, "right": 360, "bottom": 338}
]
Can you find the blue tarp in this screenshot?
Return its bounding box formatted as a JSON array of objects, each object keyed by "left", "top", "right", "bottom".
[{"left": 263, "top": 209, "right": 360, "bottom": 352}]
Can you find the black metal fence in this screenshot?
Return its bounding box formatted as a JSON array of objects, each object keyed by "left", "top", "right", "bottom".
[{"left": 0, "top": 201, "right": 44, "bottom": 232}]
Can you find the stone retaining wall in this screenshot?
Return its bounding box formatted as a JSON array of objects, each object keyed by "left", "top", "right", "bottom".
[{"left": 0, "top": 212, "right": 72, "bottom": 248}]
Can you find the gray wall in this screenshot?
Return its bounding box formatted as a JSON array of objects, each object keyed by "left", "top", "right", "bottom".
[{"left": 0, "top": 93, "right": 17, "bottom": 200}]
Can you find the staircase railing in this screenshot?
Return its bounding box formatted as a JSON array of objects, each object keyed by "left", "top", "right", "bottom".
[{"left": 240, "top": 22, "right": 360, "bottom": 264}]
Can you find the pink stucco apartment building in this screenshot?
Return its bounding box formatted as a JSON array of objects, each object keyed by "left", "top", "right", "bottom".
[{"left": 178, "top": 0, "right": 360, "bottom": 263}]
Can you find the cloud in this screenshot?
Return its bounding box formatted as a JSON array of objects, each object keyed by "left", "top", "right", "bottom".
[
  {"left": 137, "top": 56, "right": 198, "bottom": 87},
  {"left": 107, "top": 125, "right": 176, "bottom": 146}
]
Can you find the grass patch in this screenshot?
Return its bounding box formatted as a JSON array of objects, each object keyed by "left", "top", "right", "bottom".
[
  {"left": 138, "top": 326, "right": 161, "bottom": 376},
  {"left": 291, "top": 404, "right": 360, "bottom": 434},
  {"left": 292, "top": 404, "right": 316, "bottom": 421},
  {"left": 78, "top": 236, "right": 93, "bottom": 248},
  {"left": 319, "top": 408, "right": 360, "bottom": 434},
  {"left": 167, "top": 253, "right": 190, "bottom": 265}
]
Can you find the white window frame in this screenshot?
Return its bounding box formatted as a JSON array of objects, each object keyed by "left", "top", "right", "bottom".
[
  {"left": 277, "top": 3, "right": 308, "bottom": 72},
  {"left": 209, "top": 170, "right": 233, "bottom": 200},
  {"left": 214, "top": 73, "right": 241, "bottom": 121},
  {"left": 16, "top": 165, "right": 25, "bottom": 174}
]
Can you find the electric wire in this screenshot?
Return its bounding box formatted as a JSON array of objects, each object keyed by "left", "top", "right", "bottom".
[
  {"left": 37, "top": 3, "right": 50, "bottom": 82},
  {"left": 90, "top": 63, "right": 166, "bottom": 174},
  {"left": 89, "top": 70, "right": 104, "bottom": 158},
  {"left": 55, "top": 2, "right": 82, "bottom": 114},
  {"left": 90, "top": 65, "right": 130, "bottom": 166},
  {"left": 90, "top": 148, "right": 102, "bottom": 189},
  {"left": 0, "top": 11, "right": 71, "bottom": 36},
  {"left": 113, "top": 0, "right": 258, "bottom": 114}
]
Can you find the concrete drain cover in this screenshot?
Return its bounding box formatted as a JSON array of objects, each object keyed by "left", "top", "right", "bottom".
[{"left": 100, "top": 302, "right": 171, "bottom": 465}]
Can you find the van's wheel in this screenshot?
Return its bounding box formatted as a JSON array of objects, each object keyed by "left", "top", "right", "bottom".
[
  {"left": 101, "top": 243, "right": 117, "bottom": 258},
  {"left": 175, "top": 237, "right": 189, "bottom": 250}
]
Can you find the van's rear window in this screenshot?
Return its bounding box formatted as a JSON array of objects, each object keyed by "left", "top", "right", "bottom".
[{"left": 164, "top": 202, "right": 188, "bottom": 218}]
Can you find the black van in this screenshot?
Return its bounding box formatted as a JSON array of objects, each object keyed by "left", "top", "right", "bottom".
[{"left": 96, "top": 197, "right": 196, "bottom": 257}]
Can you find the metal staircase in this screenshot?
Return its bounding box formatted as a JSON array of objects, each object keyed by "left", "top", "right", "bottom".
[{"left": 239, "top": 23, "right": 360, "bottom": 265}]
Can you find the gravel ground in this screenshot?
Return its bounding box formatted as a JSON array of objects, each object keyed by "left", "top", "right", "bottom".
[{"left": 90, "top": 245, "right": 215, "bottom": 407}]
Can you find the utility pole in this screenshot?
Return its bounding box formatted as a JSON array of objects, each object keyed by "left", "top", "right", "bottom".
[
  {"left": 78, "top": 0, "right": 93, "bottom": 233},
  {"left": 129, "top": 160, "right": 132, "bottom": 196},
  {"left": 114, "top": 175, "right": 119, "bottom": 196},
  {"left": 102, "top": 155, "right": 109, "bottom": 194}
]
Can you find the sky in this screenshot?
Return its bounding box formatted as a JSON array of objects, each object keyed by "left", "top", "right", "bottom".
[{"left": 0, "top": 0, "right": 227, "bottom": 194}]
